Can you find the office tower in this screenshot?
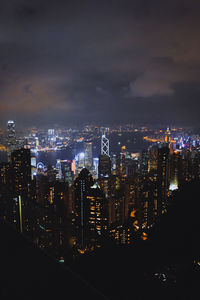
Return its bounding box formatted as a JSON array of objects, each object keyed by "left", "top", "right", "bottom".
[
  {"left": 54, "top": 182, "right": 69, "bottom": 216},
  {"left": 87, "top": 184, "right": 108, "bottom": 235},
  {"left": 165, "top": 127, "right": 171, "bottom": 143},
  {"left": 101, "top": 128, "right": 109, "bottom": 156},
  {"left": 61, "top": 160, "right": 74, "bottom": 187},
  {"left": 141, "top": 150, "right": 149, "bottom": 176},
  {"left": 74, "top": 168, "right": 94, "bottom": 230},
  {"left": 157, "top": 144, "right": 170, "bottom": 213},
  {"left": 73, "top": 169, "right": 108, "bottom": 252},
  {"left": 169, "top": 150, "right": 182, "bottom": 191},
  {"left": 98, "top": 155, "right": 111, "bottom": 179},
  {"left": 56, "top": 159, "right": 62, "bottom": 180},
  {"left": 73, "top": 168, "right": 94, "bottom": 251},
  {"left": 11, "top": 148, "right": 32, "bottom": 199},
  {"left": 46, "top": 166, "right": 57, "bottom": 183},
  {"left": 139, "top": 174, "right": 156, "bottom": 228},
  {"left": 36, "top": 174, "right": 52, "bottom": 206},
  {"left": 98, "top": 154, "right": 114, "bottom": 226},
  {"left": 31, "top": 151, "right": 37, "bottom": 180},
  {"left": 35, "top": 137, "right": 39, "bottom": 148},
  {"left": 111, "top": 154, "right": 117, "bottom": 175},
  {"left": 84, "top": 140, "right": 93, "bottom": 171},
  {"left": 7, "top": 120, "right": 16, "bottom": 161},
  {"left": 148, "top": 143, "right": 170, "bottom": 217},
  {"left": 75, "top": 152, "right": 85, "bottom": 175},
  {"left": 120, "top": 157, "right": 139, "bottom": 179},
  {"left": 98, "top": 154, "right": 111, "bottom": 200},
  {"left": 48, "top": 129, "right": 55, "bottom": 142},
  {"left": 92, "top": 157, "right": 99, "bottom": 178},
  {"left": 148, "top": 145, "right": 158, "bottom": 172},
  {"left": 0, "top": 162, "right": 12, "bottom": 187}
]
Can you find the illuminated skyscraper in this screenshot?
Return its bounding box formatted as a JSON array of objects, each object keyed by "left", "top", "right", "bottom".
[
  {"left": 84, "top": 140, "right": 93, "bottom": 171},
  {"left": 56, "top": 159, "right": 62, "bottom": 180},
  {"left": 7, "top": 120, "right": 16, "bottom": 161},
  {"left": 98, "top": 155, "right": 111, "bottom": 179},
  {"left": 73, "top": 168, "right": 94, "bottom": 251},
  {"left": 147, "top": 144, "right": 170, "bottom": 217},
  {"left": 141, "top": 150, "right": 149, "bottom": 176},
  {"left": 87, "top": 183, "right": 108, "bottom": 236},
  {"left": 101, "top": 128, "right": 109, "bottom": 156},
  {"left": 48, "top": 129, "right": 55, "bottom": 142},
  {"left": 61, "top": 160, "right": 74, "bottom": 187},
  {"left": 75, "top": 153, "right": 85, "bottom": 175},
  {"left": 74, "top": 168, "right": 94, "bottom": 229},
  {"left": 73, "top": 169, "right": 108, "bottom": 252},
  {"left": 31, "top": 151, "right": 37, "bottom": 180},
  {"left": 11, "top": 148, "right": 32, "bottom": 199},
  {"left": 165, "top": 127, "right": 171, "bottom": 143},
  {"left": 92, "top": 158, "right": 99, "bottom": 179}
]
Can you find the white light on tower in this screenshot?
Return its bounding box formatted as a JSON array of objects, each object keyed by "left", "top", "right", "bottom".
[
  {"left": 101, "top": 127, "right": 109, "bottom": 156},
  {"left": 169, "top": 178, "right": 178, "bottom": 191}
]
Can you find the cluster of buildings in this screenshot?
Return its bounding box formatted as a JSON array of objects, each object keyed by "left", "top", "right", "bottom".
[{"left": 0, "top": 121, "right": 200, "bottom": 261}]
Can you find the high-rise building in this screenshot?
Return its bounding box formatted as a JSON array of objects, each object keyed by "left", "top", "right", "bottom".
[
  {"left": 98, "top": 155, "right": 111, "bottom": 179},
  {"left": 145, "top": 143, "right": 170, "bottom": 218},
  {"left": 92, "top": 157, "right": 99, "bottom": 178},
  {"left": 73, "top": 169, "right": 108, "bottom": 252},
  {"left": 0, "top": 162, "right": 12, "bottom": 187},
  {"left": 87, "top": 184, "right": 108, "bottom": 236},
  {"left": 84, "top": 140, "right": 93, "bottom": 171},
  {"left": 165, "top": 127, "right": 171, "bottom": 143},
  {"left": 169, "top": 150, "right": 182, "bottom": 191},
  {"left": 141, "top": 150, "right": 149, "bottom": 176},
  {"left": 98, "top": 154, "right": 114, "bottom": 226},
  {"left": 7, "top": 120, "right": 16, "bottom": 161},
  {"left": 48, "top": 129, "right": 55, "bottom": 142},
  {"left": 31, "top": 151, "right": 37, "bottom": 180},
  {"left": 101, "top": 128, "right": 109, "bottom": 156},
  {"left": 56, "top": 159, "right": 62, "bottom": 180},
  {"left": 73, "top": 168, "right": 94, "bottom": 251},
  {"left": 61, "top": 160, "right": 74, "bottom": 187},
  {"left": 75, "top": 153, "right": 85, "bottom": 175},
  {"left": 73, "top": 168, "right": 94, "bottom": 230},
  {"left": 54, "top": 182, "right": 69, "bottom": 217},
  {"left": 11, "top": 148, "right": 32, "bottom": 199}
]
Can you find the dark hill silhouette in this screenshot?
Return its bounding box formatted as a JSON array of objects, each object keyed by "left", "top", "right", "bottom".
[
  {"left": 0, "top": 220, "right": 108, "bottom": 300},
  {"left": 0, "top": 180, "right": 199, "bottom": 299},
  {"left": 69, "top": 180, "right": 200, "bottom": 300}
]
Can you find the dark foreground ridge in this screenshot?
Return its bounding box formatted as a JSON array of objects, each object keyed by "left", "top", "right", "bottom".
[
  {"left": 0, "top": 219, "right": 108, "bottom": 300},
  {"left": 69, "top": 181, "right": 200, "bottom": 300},
  {"left": 0, "top": 181, "right": 200, "bottom": 300}
]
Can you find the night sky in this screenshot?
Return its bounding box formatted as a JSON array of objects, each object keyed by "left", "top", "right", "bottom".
[{"left": 0, "top": 0, "right": 200, "bottom": 127}]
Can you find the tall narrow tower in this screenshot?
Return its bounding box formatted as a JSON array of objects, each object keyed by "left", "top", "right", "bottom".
[
  {"left": 101, "top": 128, "right": 109, "bottom": 157},
  {"left": 7, "top": 120, "right": 16, "bottom": 161},
  {"left": 84, "top": 140, "right": 93, "bottom": 171},
  {"left": 165, "top": 127, "right": 171, "bottom": 144}
]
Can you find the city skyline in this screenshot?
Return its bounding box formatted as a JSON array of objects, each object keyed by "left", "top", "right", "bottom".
[
  {"left": 0, "top": 2, "right": 200, "bottom": 298},
  {"left": 0, "top": 117, "right": 199, "bottom": 298},
  {"left": 1, "top": 1, "right": 200, "bottom": 127}
]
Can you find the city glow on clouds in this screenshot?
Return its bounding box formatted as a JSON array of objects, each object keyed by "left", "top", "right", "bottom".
[{"left": 1, "top": 0, "right": 200, "bottom": 126}]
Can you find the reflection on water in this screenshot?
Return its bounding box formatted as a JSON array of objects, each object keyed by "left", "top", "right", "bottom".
[{"left": 35, "top": 149, "right": 74, "bottom": 167}]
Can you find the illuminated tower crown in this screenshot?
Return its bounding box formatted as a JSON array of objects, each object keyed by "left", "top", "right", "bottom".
[{"left": 101, "top": 127, "right": 109, "bottom": 156}]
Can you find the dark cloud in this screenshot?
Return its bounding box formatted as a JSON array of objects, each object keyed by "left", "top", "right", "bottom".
[{"left": 0, "top": 0, "right": 200, "bottom": 127}]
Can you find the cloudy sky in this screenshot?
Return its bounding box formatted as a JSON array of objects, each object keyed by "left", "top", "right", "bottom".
[{"left": 0, "top": 0, "right": 200, "bottom": 127}]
